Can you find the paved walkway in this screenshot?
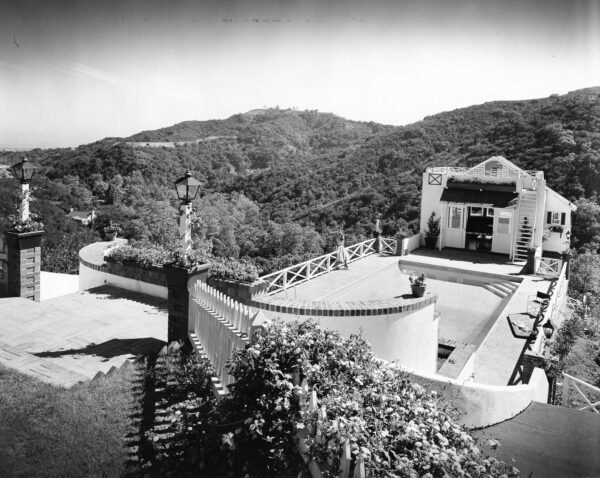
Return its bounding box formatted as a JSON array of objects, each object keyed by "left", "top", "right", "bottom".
[
  {"left": 0, "top": 285, "right": 167, "bottom": 387},
  {"left": 475, "top": 402, "right": 600, "bottom": 477}
]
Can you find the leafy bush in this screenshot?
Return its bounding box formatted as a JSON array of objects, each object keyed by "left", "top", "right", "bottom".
[
  {"left": 213, "top": 320, "right": 515, "bottom": 476},
  {"left": 209, "top": 257, "right": 262, "bottom": 282},
  {"left": 104, "top": 244, "right": 170, "bottom": 268},
  {"left": 7, "top": 213, "right": 44, "bottom": 233},
  {"left": 425, "top": 212, "right": 440, "bottom": 239}
]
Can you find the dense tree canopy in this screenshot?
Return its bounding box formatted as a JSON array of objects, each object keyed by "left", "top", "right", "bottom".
[{"left": 1, "top": 88, "right": 599, "bottom": 272}]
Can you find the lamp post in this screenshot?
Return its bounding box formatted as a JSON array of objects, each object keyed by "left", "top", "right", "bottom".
[
  {"left": 11, "top": 157, "right": 36, "bottom": 222},
  {"left": 174, "top": 170, "right": 201, "bottom": 258}
]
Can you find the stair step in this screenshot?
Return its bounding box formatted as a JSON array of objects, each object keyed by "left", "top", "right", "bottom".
[{"left": 483, "top": 283, "right": 509, "bottom": 298}]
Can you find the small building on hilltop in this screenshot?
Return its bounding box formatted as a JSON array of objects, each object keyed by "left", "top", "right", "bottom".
[{"left": 420, "top": 156, "right": 576, "bottom": 261}]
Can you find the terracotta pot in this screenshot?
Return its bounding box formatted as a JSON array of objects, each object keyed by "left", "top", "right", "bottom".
[
  {"left": 105, "top": 232, "right": 117, "bottom": 241},
  {"left": 411, "top": 285, "right": 426, "bottom": 298}
]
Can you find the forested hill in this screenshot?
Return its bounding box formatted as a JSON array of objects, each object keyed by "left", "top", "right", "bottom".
[{"left": 1, "top": 87, "right": 599, "bottom": 273}]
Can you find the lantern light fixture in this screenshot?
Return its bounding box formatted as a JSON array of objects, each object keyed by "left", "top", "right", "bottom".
[
  {"left": 542, "top": 320, "right": 555, "bottom": 340},
  {"left": 174, "top": 170, "right": 201, "bottom": 204},
  {"left": 11, "top": 157, "right": 37, "bottom": 184}
]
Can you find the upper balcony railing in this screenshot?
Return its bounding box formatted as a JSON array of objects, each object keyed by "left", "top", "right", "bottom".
[{"left": 426, "top": 166, "right": 544, "bottom": 181}]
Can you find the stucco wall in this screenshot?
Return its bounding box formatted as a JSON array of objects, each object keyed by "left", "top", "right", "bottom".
[
  {"left": 420, "top": 172, "right": 445, "bottom": 243},
  {"left": 406, "top": 366, "right": 549, "bottom": 429},
  {"left": 78, "top": 242, "right": 169, "bottom": 300},
  {"left": 543, "top": 190, "right": 573, "bottom": 253},
  {"left": 79, "top": 261, "right": 168, "bottom": 299},
  {"left": 272, "top": 303, "right": 439, "bottom": 374}
]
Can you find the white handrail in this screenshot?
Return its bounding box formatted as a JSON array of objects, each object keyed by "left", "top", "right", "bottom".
[
  {"left": 257, "top": 238, "right": 383, "bottom": 296},
  {"left": 562, "top": 373, "right": 600, "bottom": 413}
]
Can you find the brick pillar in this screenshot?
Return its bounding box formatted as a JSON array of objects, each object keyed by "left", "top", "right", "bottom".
[
  {"left": 5, "top": 231, "right": 43, "bottom": 301},
  {"left": 164, "top": 263, "right": 210, "bottom": 344}
]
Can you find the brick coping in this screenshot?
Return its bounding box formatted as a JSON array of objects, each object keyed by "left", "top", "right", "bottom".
[
  {"left": 250, "top": 292, "right": 437, "bottom": 317},
  {"left": 398, "top": 258, "right": 524, "bottom": 283}
]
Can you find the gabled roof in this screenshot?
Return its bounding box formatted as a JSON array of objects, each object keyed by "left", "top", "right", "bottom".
[
  {"left": 69, "top": 210, "right": 93, "bottom": 220},
  {"left": 467, "top": 156, "right": 577, "bottom": 211},
  {"left": 466, "top": 156, "right": 524, "bottom": 176}
]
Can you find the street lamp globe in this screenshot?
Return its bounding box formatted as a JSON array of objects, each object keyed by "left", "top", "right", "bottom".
[
  {"left": 174, "top": 170, "right": 201, "bottom": 204},
  {"left": 11, "top": 157, "right": 36, "bottom": 184}
]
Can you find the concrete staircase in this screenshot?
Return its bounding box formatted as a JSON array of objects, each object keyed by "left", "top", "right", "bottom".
[
  {"left": 483, "top": 280, "right": 519, "bottom": 298},
  {"left": 512, "top": 190, "right": 538, "bottom": 262}
]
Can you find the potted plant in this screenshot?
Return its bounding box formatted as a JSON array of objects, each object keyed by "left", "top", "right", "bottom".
[
  {"left": 424, "top": 212, "right": 440, "bottom": 249},
  {"left": 103, "top": 224, "right": 122, "bottom": 241},
  {"left": 394, "top": 225, "right": 411, "bottom": 256},
  {"left": 409, "top": 273, "right": 426, "bottom": 298}
]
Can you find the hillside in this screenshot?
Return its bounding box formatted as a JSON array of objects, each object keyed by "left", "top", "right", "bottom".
[{"left": 1, "top": 88, "right": 599, "bottom": 273}]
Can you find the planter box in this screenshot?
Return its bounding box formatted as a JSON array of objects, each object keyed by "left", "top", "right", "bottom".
[
  {"left": 208, "top": 276, "right": 269, "bottom": 303},
  {"left": 105, "top": 260, "right": 168, "bottom": 287},
  {"left": 5, "top": 230, "right": 44, "bottom": 250}
]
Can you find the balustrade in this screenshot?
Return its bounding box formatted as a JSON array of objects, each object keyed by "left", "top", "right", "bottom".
[{"left": 258, "top": 238, "right": 387, "bottom": 296}]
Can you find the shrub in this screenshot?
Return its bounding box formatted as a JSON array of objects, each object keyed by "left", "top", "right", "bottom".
[
  {"left": 209, "top": 257, "right": 262, "bottom": 282},
  {"left": 213, "top": 320, "right": 515, "bottom": 476},
  {"left": 7, "top": 213, "right": 44, "bottom": 233},
  {"left": 104, "top": 244, "right": 170, "bottom": 268},
  {"left": 425, "top": 212, "right": 440, "bottom": 239}
]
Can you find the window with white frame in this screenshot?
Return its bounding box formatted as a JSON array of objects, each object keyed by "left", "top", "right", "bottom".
[
  {"left": 546, "top": 211, "right": 566, "bottom": 226},
  {"left": 487, "top": 208, "right": 495, "bottom": 217},
  {"left": 469, "top": 206, "right": 483, "bottom": 216}
]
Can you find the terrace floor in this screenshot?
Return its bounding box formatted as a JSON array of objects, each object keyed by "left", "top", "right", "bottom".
[
  {"left": 0, "top": 285, "right": 167, "bottom": 387},
  {"left": 265, "top": 248, "right": 556, "bottom": 386}
]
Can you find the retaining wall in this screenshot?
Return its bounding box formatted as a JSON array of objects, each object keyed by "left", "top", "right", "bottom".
[
  {"left": 405, "top": 365, "right": 549, "bottom": 429},
  {"left": 79, "top": 242, "right": 168, "bottom": 299}
]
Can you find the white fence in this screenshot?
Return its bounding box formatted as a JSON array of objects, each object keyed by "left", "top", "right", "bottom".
[
  {"left": 561, "top": 373, "right": 600, "bottom": 413},
  {"left": 258, "top": 238, "right": 388, "bottom": 296},
  {"left": 188, "top": 280, "right": 258, "bottom": 395},
  {"left": 538, "top": 257, "right": 562, "bottom": 277}
]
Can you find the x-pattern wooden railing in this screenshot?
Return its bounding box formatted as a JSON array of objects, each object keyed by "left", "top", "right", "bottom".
[
  {"left": 561, "top": 373, "right": 600, "bottom": 414},
  {"left": 538, "top": 257, "right": 561, "bottom": 277},
  {"left": 258, "top": 238, "right": 393, "bottom": 296}
]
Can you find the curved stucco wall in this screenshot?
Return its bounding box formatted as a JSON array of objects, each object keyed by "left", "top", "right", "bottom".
[
  {"left": 269, "top": 303, "right": 439, "bottom": 375},
  {"left": 405, "top": 365, "right": 549, "bottom": 429},
  {"left": 79, "top": 242, "right": 168, "bottom": 299}
]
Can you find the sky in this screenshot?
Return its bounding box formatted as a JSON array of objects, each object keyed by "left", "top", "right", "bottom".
[{"left": 1, "top": 0, "right": 599, "bottom": 149}]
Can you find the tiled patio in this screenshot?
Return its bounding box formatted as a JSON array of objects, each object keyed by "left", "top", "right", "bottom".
[{"left": 0, "top": 285, "right": 167, "bottom": 387}]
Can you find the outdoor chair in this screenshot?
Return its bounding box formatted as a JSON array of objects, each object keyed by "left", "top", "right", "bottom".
[{"left": 527, "top": 291, "right": 551, "bottom": 318}]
